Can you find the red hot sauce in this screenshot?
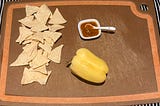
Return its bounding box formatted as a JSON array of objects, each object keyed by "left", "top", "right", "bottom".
[{"left": 80, "top": 22, "right": 99, "bottom": 37}]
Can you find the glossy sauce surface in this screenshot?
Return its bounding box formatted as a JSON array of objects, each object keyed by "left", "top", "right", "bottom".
[{"left": 80, "top": 22, "right": 99, "bottom": 37}]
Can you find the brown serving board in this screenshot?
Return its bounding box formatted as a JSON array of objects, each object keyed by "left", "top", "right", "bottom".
[{"left": 0, "top": 0, "right": 160, "bottom": 105}]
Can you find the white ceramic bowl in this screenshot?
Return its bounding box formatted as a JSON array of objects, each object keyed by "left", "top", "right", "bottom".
[{"left": 78, "top": 19, "right": 101, "bottom": 40}]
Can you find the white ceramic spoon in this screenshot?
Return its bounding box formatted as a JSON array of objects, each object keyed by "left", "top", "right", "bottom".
[{"left": 85, "top": 24, "right": 116, "bottom": 32}]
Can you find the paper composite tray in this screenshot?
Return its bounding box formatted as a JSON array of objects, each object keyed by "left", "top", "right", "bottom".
[{"left": 0, "top": 0, "right": 160, "bottom": 105}]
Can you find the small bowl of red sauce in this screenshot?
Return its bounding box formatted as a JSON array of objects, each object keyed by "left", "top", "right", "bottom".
[{"left": 78, "top": 19, "right": 101, "bottom": 40}]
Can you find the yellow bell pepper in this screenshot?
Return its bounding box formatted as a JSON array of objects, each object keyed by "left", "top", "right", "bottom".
[{"left": 70, "top": 48, "right": 109, "bottom": 83}]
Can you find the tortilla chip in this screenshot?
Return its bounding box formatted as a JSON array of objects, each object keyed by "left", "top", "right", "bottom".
[
  {"left": 31, "top": 65, "right": 48, "bottom": 74},
  {"left": 18, "top": 16, "right": 34, "bottom": 28},
  {"left": 23, "top": 41, "right": 38, "bottom": 62},
  {"left": 48, "top": 8, "right": 67, "bottom": 24},
  {"left": 26, "top": 5, "right": 39, "bottom": 16},
  {"left": 21, "top": 67, "right": 51, "bottom": 85},
  {"left": 43, "top": 37, "right": 54, "bottom": 47},
  {"left": 52, "top": 32, "right": 62, "bottom": 42},
  {"left": 29, "top": 32, "right": 44, "bottom": 43},
  {"left": 34, "top": 4, "right": 51, "bottom": 24},
  {"left": 10, "top": 49, "right": 36, "bottom": 67},
  {"left": 39, "top": 42, "right": 52, "bottom": 53},
  {"left": 31, "top": 23, "right": 48, "bottom": 32},
  {"left": 25, "top": 34, "right": 33, "bottom": 39},
  {"left": 30, "top": 49, "right": 50, "bottom": 68},
  {"left": 16, "top": 27, "right": 33, "bottom": 44},
  {"left": 10, "top": 52, "right": 29, "bottom": 66},
  {"left": 42, "top": 51, "right": 50, "bottom": 66},
  {"left": 22, "top": 39, "right": 32, "bottom": 45},
  {"left": 27, "top": 47, "right": 38, "bottom": 62},
  {"left": 22, "top": 41, "right": 38, "bottom": 52},
  {"left": 43, "top": 51, "right": 48, "bottom": 57},
  {"left": 42, "top": 31, "right": 61, "bottom": 43},
  {"left": 48, "top": 44, "right": 64, "bottom": 63},
  {"left": 49, "top": 24, "right": 65, "bottom": 32},
  {"left": 10, "top": 41, "right": 38, "bottom": 66},
  {"left": 48, "top": 39, "right": 54, "bottom": 47},
  {"left": 42, "top": 31, "right": 53, "bottom": 39}
]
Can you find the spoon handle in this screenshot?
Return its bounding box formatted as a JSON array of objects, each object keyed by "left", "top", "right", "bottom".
[{"left": 94, "top": 26, "right": 116, "bottom": 32}]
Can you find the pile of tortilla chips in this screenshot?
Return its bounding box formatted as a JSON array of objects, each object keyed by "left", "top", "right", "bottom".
[{"left": 10, "top": 4, "right": 67, "bottom": 85}]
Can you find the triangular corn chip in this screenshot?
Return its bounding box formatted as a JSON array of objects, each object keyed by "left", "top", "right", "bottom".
[
  {"left": 42, "top": 31, "right": 53, "bottom": 39},
  {"left": 52, "top": 32, "right": 62, "bottom": 42},
  {"left": 22, "top": 39, "right": 32, "bottom": 45},
  {"left": 49, "top": 24, "right": 64, "bottom": 32},
  {"left": 10, "top": 41, "right": 38, "bottom": 66},
  {"left": 25, "top": 34, "right": 34, "bottom": 40},
  {"left": 26, "top": 5, "right": 39, "bottom": 16},
  {"left": 43, "top": 37, "right": 54, "bottom": 47},
  {"left": 16, "top": 27, "right": 33, "bottom": 44},
  {"left": 48, "top": 44, "right": 64, "bottom": 63},
  {"left": 42, "top": 31, "right": 61, "bottom": 43},
  {"left": 27, "top": 46, "right": 38, "bottom": 62},
  {"left": 23, "top": 41, "right": 38, "bottom": 62},
  {"left": 43, "top": 51, "right": 48, "bottom": 57},
  {"left": 22, "top": 41, "right": 38, "bottom": 52},
  {"left": 46, "top": 38, "right": 54, "bottom": 47},
  {"left": 21, "top": 67, "right": 51, "bottom": 85},
  {"left": 48, "top": 8, "right": 67, "bottom": 24},
  {"left": 34, "top": 4, "right": 51, "bottom": 24},
  {"left": 42, "top": 51, "right": 50, "bottom": 66},
  {"left": 18, "top": 16, "right": 34, "bottom": 28},
  {"left": 31, "top": 23, "right": 48, "bottom": 32},
  {"left": 10, "top": 52, "right": 29, "bottom": 66},
  {"left": 30, "top": 49, "right": 50, "bottom": 68},
  {"left": 31, "top": 65, "right": 48, "bottom": 74},
  {"left": 29, "top": 32, "right": 44, "bottom": 43},
  {"left": 39, "top": 42, "right": 52, "bottom": 53}
]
